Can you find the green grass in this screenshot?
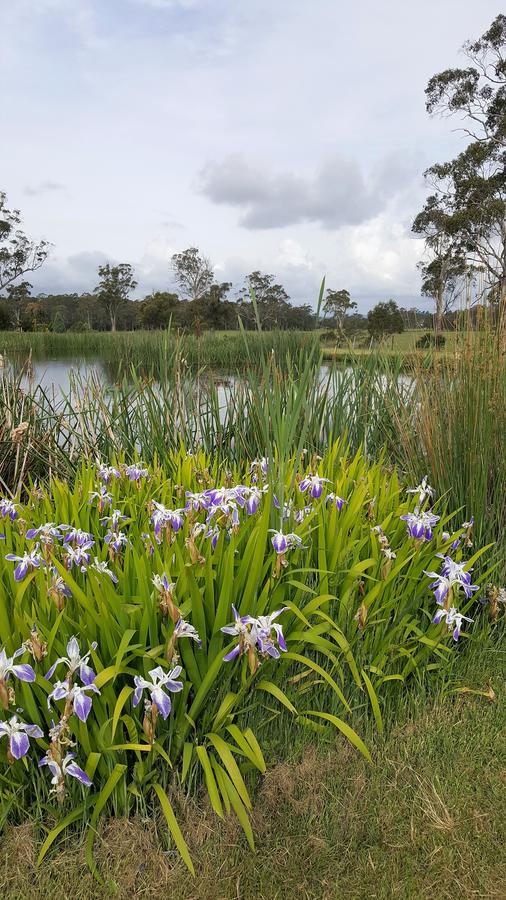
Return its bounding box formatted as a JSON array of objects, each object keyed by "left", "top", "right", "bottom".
[
  {"left": 320, "top": 328, "right": 479, "bottom": 362},
  {"left": 1, "top": 639, "right": 503, "bottom": 899}
]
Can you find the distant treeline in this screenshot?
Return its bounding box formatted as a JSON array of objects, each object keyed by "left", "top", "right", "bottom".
[{"left": 0, "top": 287, "right": 443, "bottom": 334}]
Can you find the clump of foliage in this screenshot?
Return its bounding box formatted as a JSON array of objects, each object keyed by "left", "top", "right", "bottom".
[
  {"left": 0, "top": 447, "right": 492, "bottom": 875},
  {"left": 415, "top": 332, "right": 446, "bottom": 349}
]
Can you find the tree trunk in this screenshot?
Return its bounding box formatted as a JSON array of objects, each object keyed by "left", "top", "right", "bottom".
[
  {"left": 110, "top": 310, "right": 117, "bottom": 332},
  {"left": 498, "top": 278, "right": 506, "bottom": 353},
  {"left": 434, "top": 273, "right": 445, "bottom": 333}
]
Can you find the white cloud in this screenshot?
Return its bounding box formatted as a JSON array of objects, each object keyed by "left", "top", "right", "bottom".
[
  {"left": 198, "top": 153, "right": 417, "bottom": 230},
  {"left": 2, "top": 0, "right": 501, "bottom": 310}
]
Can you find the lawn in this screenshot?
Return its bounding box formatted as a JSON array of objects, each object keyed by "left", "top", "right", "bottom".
[{"left": 320, "top": 329, "right": 469, "bottom": 361}]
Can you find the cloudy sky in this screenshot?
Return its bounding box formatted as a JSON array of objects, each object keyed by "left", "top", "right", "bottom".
[{"left": 1, "top": 0, "right": 500, "bottom": 310}]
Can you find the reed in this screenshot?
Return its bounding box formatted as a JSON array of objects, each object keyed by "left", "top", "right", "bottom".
[
  {"left": 0, "top": 325, "right": 503, "bottom": 567},
  {"left": 0, "top": 329, "right": 315, "bottom": 375}
]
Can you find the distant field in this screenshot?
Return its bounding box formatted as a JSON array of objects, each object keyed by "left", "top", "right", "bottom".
[{"left": 321, "top": 329, "right": 467, "bottom": 359}]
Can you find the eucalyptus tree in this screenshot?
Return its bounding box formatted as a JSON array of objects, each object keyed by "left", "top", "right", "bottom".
[
  {"left": 94, "top": 263, "right": 137, "bottom": 332},
  {"left": 0, "top": 191, "right": 49, "bottom": 291},
  {"left": 415, "top": 14, "right": 506, "bottom": 335},
  {"left": 238, "top": 271, "right": 290, "bottom": 328},
  {"left": 323, "top": 288, "right": 357, "bottom": 335},
  {"left": 171, "top": 247, "right": 214, "bottom": 302}
]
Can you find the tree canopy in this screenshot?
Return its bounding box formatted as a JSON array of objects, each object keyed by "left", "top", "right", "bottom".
[
  {"left": 0, "top": 192, "right": 49, "bottom": 291},
  {"left": 367, "top": 300, "right": 404, "bottom": 340},
  {"left": 414, "top": 14, "right": 506, "bottom": 335}
]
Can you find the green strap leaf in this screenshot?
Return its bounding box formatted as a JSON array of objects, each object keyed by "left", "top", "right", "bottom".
[
  {"left": 284, "top": 651, "right": 351, "bottom": 713},
  {"left": 196, "top": 745, "right": 224, "bottom": 818},
  {"left": 153, "top": 783, "right": 195, "bottom": 875},
  {"left": 206, "top": 733, "right": 251, "bottom": 810},
  {"left": 361, "top": 669, "right": 384, "bottom": 735},
  {"left": 38, "top": 803, "right": 90, "bottom": 866},
  {"left": 256, "top": 679, "right": 298, "bottom": 715},
  {"left": 301, "top": 710, "right": 372, "bottom": 762},
  {"left": 182, "top": 742, "right": 194, "bottom": 783},
  {"left": 227, "top": 724, "right": 266, "bottom": 773},
  {"left": 111, "top": 685, "right": 133, "bottom": 742},
  {"left": 213, "top": 762, "right": 255, "bottom": 850}
]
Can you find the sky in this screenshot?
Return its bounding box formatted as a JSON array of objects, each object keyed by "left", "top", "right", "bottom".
[{"left": 0, "top": 0, "right": 502, "bottom": 311}]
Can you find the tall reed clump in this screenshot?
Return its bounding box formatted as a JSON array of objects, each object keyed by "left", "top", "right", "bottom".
[
  {"left": 388, "top": 326, "right": 506, "bottom": 568},
  {"left": 0, "top": 447, "right": 493, "bottom": 875},
  {"left": 0, "top": 329, "right": 315, "bottom": 375},
  {"left": 0, "top": 349, "right": 410, "bottom": 492}
]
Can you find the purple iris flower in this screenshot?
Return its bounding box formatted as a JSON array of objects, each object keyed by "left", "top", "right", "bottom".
[
  {"left": 39, "top": 751, "right": 92, "bottom": 788},
  {"left": 173, "top": 618, "right": 201, "bottom": 646},
  {"left": 0, "top": 498, "right": 18, "bottom": 521},
  {"left": 432, "top": 606, "right": 473, "bottom": 641},
  {"left": 25, "top": 522, "right": 63, "bottom": 544},
  {"left": 295, "top": 504, "right": 313, "bottom": 524},
  {"left": 253, "top": 609, "right": 288, "bottom": 658},
  {"left": 132, "top": 665, "right": 183, "bottom": 719},
  {"left": 206, "top": 500, "right": 240, "bottom": 528},
  {"left": 400, "top": 510, "right": 440, "bottom": 541},
  {"left": 220, "top": 605, "right": 251, "bottom": 661},
  {"left": 64, "top": 544, "right": 93, "bottom": 571},
  {"left": 124, "top": 464, "right": 149, "bottom": 482},
  {"left": 221, "top": 606, "right": 288, "bottom": 662},
  {"left": 104, "top": 530, "right": 129, "bottom": 553},
  {"left": 152, "top": 573, "right": 175, "bottom": 594},
  {"left": 299, "top": 474, "right": 330, "bottom": 500},
  {"left": 242, "top": 485, "right": 268, "bottom": 515},
  {"left": 97, "top": 463, "right": 121, "bottom": 484},
  {"left": 5, "top": 546, "right": 43, "bottom": 581},
  {"left": 89, "top": 486, "right": 113, "bottom": 508},
  {"left": 205, "top": 487, "right": 231, "bottom": 506},
  {"left": 269, "top": 530, "right": 304, "bottom": 554},
  {"left": 272, "top": 496, "right": 294, "bottom": 519},
  {"left": 205, "top": 525, "right": 221, "bottom": 550},
  {"left": 0, "top": 646, "right": 36, "bottom": 688},
  {"left": 424, "top": 557, "right": 479, "bottom": 605},
  {"left": 326, "top": 493, "right": 346, "bottom": 511},
  {"left": 61, "top": 527, "right": 95, "bottom": 547},
  {"left": 48, "top": 567, "right": 72, "bottom": 603},
  {"left": 249, "top": 457, "right": 269, "bottom": 482},
  {"left": 406, "top": 477, "right": 435, "bottom": 507},
  {"left": 270, "top": 529, "right": 288, "bottom": 554},
  {"left": 47, "top": 679, "right": 100, "bottom": 722},
  {"left": 184, "top": 491, "right": 212, "bottom": 512},
  {"left": 0, "top": 715, "right": 43, "bottom": 760},
  {"left": 46, "top": 636, "right": 97, "bottom": 683},
  {"left": 89, "top": 557, "right": 118, "bottom": 583},
  {"left": 150, "top": 503, "right": 185, "bottom": 540},
  {"left": 100, "top": 509, "right": 127, "bottom": 529}
]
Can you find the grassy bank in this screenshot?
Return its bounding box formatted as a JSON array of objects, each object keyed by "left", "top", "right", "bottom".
[
  {"left": 1, "top": 640, "right": 503, "bottom": 899},
  {"left": 0, "top": 327, "right": 473, "bottom": 372},
  {"left": 0, "top": 329, "right": 316, "bottom": 374}
]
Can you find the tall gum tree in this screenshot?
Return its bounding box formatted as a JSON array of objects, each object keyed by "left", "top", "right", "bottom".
[
  {"left": 0, "top": 191, "right": 49, "bottom": 292},
  {"left": 414, "top": 14, "right": 506, "bottom": 342}
]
